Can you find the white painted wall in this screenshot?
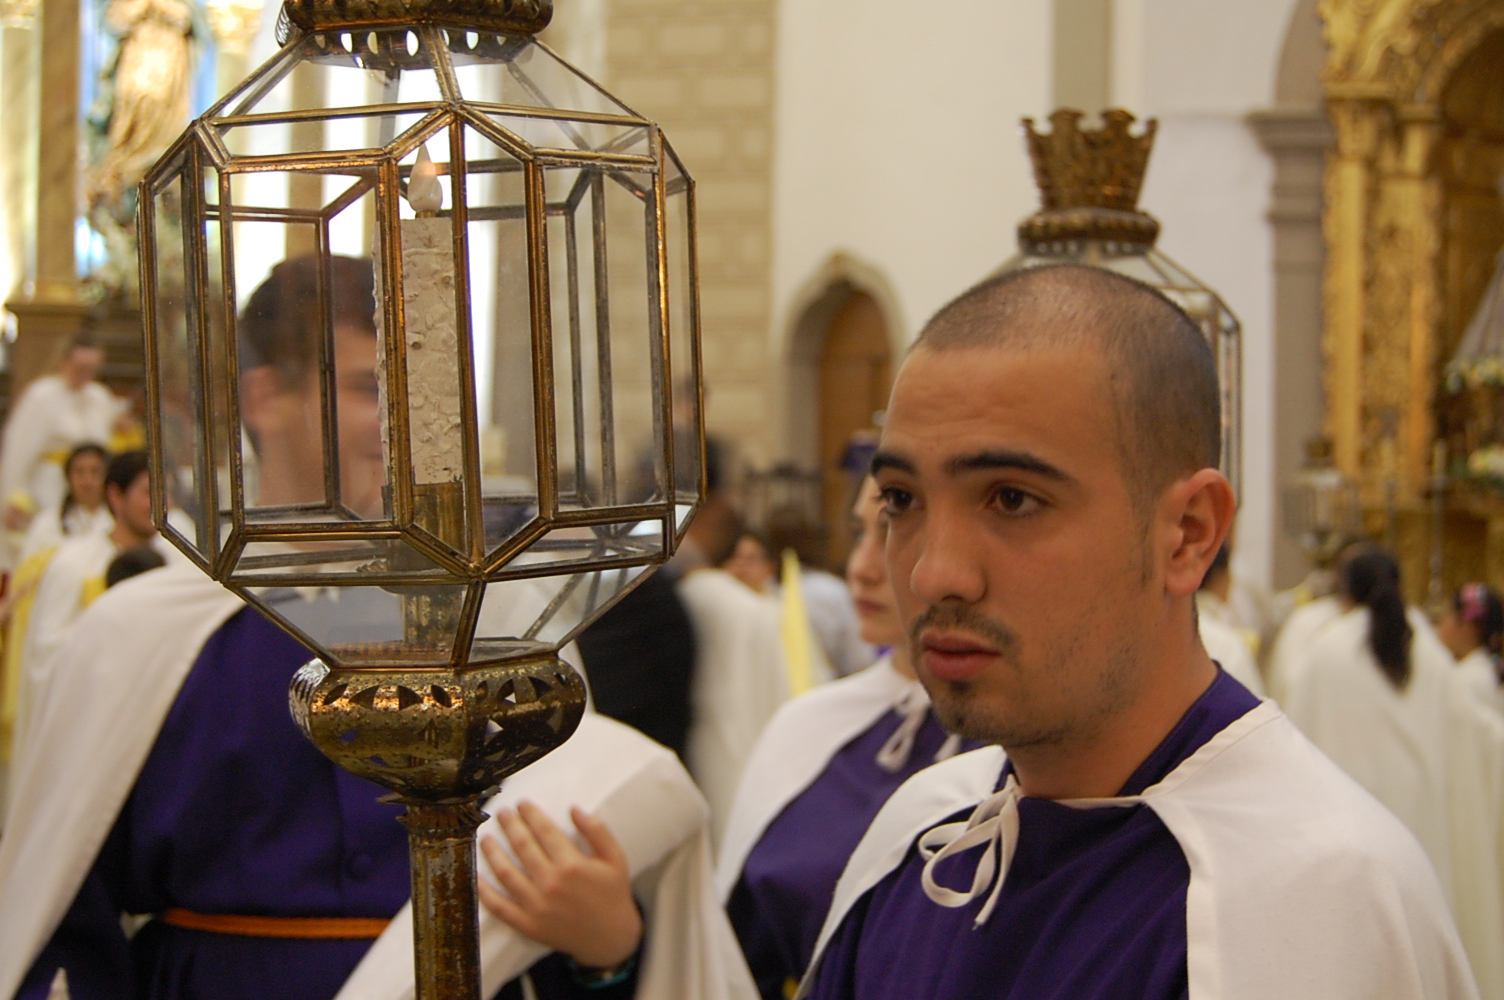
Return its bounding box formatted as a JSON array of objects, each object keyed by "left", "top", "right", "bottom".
[
  {"left": 1114, "top": 0, "right": 1300, "bottom": 590},
  {"left": 769, "top": 0, "right": 1053, "bottom": 463}
]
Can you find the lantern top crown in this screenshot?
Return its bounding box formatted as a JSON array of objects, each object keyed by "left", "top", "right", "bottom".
[
  {"left": 1018, "top": 108, "right": 1160, "bottom": 251},
  {"left": 279, "top": 0, "right": 552, "bottom": 39}
]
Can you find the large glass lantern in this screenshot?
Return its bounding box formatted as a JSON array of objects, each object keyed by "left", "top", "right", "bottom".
[
  {"left": 995, "top": 109, "right": 1242, "bottom": 496},
  {"left": 137, "top": 1, "right": 702, "bottom": 994}
]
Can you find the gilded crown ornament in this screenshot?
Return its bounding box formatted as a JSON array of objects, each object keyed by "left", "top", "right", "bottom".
[
  {"left": 1018, "top": 108, "right": 1160, "bottom": 252},
  {"left": 998, "top": 106, "right": 1241, "bottom": 498}
]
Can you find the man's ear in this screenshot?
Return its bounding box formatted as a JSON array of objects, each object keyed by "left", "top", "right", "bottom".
[
  {"left": 104, "top": 483, "right": 123, "bottom": 519},
  {"left": 1161, "top": 469, "right": 1236, "bottom": 599}
]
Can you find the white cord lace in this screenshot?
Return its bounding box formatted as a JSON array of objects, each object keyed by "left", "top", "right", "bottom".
[
  {"left": 918, "top": 775, "right": 1023, "bottom": 927},
  {"left": 919, "top": 777, "right": 1142, "bottom": 927},
  {"left": 875, "top": 685, "right": 965, "bottom": 773}
]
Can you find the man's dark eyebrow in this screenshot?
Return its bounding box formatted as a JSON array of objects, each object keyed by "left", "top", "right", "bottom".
[
  {"left": 870, "top": 451, "right": 915, "bottom": 476},
  {"left": 945, "top": 450, "right": 1074, "bottom": 482}
]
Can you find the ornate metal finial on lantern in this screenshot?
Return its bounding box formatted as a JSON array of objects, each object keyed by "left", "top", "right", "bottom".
[
  {"left": 137, "top": 2, "right": 703, "bottom": 995},
  {"left": 1001, "top": 108, "right": 1241, "bottom": 495}
]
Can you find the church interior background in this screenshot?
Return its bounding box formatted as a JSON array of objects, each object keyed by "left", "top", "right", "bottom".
[{"left": 3, "top": 0, "right": 1504, "bottom": 603}]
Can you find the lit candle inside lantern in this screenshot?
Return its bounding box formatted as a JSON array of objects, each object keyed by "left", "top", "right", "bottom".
[{"left": 400, "top": 145, "right": 463, "bottom": 484}]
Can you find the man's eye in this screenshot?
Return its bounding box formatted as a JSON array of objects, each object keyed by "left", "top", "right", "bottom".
[
  {"left": 879, "top": 487, "right": 914, "bottom": 516},
  {"left": 995, "top": 487, "right": 1039, "bottom": 516}
]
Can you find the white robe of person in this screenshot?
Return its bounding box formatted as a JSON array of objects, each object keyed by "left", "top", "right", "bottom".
[
  {"left": 679, "top": 566, "right": 789, "bottom": 847},
  {"left": 797, "top": 699, "right": 1479, "bottom": 1000},
  {"left": 0, "top": 376, "right": 119, "bottom": 551},
  {"left": 18, "top": 503, "right": 114, "bottom": 562},
  {"left": 1455, "top": 648, "right": 1504, "bottom": 718},
  {"left": 1265, "top": 595, "right": 1344, "bottom": 703},
  {"left": 1198, "top": 614, "right": 1264, "bottom": 697},
  {"left": 9, "top": 532, "right": 182, "bottom": 776},
  {"left": 1283, "top": 608, "right": 1504, "bottom": 1000},
  {"left": 0, "top": 563, "right": 758, "bottom": 1000}
]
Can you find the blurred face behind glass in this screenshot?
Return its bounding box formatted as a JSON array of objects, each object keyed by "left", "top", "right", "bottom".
[
  {"left": 67, "top": 452, "right": 107, "bottom": 511},
  {"left": 847, "top": 476, "right": 903, "bottom": 649},
  {"left": 242, "top": 323, "right": 386, "bottom": 519}
]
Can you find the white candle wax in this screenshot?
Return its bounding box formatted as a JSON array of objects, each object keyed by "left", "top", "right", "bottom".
[{"left": 400, "top": 146, "right": 463, "bottom": 485}]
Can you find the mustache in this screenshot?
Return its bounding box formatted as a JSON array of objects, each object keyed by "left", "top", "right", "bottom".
[{"left": 909, "top": 603, "right": 1020, "bottom": 658}]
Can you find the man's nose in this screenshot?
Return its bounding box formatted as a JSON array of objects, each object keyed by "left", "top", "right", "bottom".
[{"left": 908, "top": 511, "right": 985, "bottom": 606}]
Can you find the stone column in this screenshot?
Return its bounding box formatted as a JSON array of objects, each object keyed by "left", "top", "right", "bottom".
[
  {"left": 0, "top": 13, "right": 39, "bottom": 304},
  {"left": 5, "top": 0, "right": 88, "bottom": 394},
  {"left": 1321, "top": 96, "right": 1382, "bottom": 480},
  {"left": 1248, "top": 106, "right": 1333, "bottom": 587}
]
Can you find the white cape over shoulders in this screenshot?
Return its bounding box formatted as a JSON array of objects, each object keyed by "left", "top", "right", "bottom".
[
  {"left": 0, "top": 564, "right": 246, "bottom": 1000},
  {"left": 715, "top": 655, "right": 913, "bottom": 900},
  {"left": 798, "top": 700, "right": 1477, "bottom": 1000},
  {"left": 0, "top": 564, "right": 757, "bottom": 1000}
]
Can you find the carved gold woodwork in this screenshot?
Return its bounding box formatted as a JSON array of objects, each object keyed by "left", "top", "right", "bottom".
[{"left": 1319, "top": 0, "right": 1504, "bottom": 602}]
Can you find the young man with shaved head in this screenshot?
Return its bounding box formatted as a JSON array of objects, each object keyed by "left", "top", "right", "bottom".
[{"left": 798, "top": 266, "right": 1478, "bottom": 1000}]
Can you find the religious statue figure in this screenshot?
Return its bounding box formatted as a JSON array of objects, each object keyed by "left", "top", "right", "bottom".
[{"left": 85, "top": 0, "right": 198, "bottom": 299}]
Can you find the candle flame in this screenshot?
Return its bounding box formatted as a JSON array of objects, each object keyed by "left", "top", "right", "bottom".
[{"left": 407, "top": 145, "right": 443, "bottom": 214}]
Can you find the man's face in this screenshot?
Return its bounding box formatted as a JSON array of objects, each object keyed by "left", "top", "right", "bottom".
[
  {"left": 244, "top": 324, "right": 386, "bottom": 518},
  {"left": 109, "top": 471, "right": 155, "bottom": 539},
  {"left": 61, "top": 347, "right": 103, "bottom": 390},
  {"left": 874, "top": 344, "right": 1160, "bottom": 749}
]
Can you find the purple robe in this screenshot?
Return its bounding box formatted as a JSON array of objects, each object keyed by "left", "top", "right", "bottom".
[
  {"left": 805, "top": 668, "right": 1260, "bottom": 1000},
  {"left": 16, "top": 608, "right": 631, "bottom": 1000},
  {"left": 727, "top": 707, "right": 979, "bottom": 1000}
]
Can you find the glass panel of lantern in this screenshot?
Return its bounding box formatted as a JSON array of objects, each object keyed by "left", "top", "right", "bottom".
[{"left": 141, "top": 24, "right": 699, "bottom": 671}]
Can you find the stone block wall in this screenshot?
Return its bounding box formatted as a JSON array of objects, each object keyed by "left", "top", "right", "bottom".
[{"left": 605, "top": 0, "right": 777, "bottom": 475}]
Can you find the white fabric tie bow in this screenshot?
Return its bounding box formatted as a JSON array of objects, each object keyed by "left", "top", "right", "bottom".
[
  {"left": 876, "top": 684, "right": 964, "bottom": 773},
  {"left": 919, "top": 776, "right": 1142, "bottom": 927}
]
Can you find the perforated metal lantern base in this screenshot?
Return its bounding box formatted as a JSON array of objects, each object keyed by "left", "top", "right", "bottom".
[{"left": 291, "top": 656, "right": 586, "bottom": 999}]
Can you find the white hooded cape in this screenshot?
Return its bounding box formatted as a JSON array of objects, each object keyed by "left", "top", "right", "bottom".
[
  {"left": 0, "top": 563, "right": 756, "bottom": 1000},
  {"left": 797, "top": 700, "right": 1478, "bottom": 1000},
  {"left": 714, "top": 655, "right": 915, "bottom": 900},
  {"left": 1282, "top": 609, "right": 1504, "bottom": 1000}
]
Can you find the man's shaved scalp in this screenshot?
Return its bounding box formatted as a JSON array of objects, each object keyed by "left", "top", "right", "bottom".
[{"left": 916, "top": 264, "right": 1221, "bottom": 514}]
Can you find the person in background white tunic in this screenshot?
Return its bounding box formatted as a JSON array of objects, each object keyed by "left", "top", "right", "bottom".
[
  {"left": 9, "top": 450, "right": 181, "bottom": 771},
  {"left": 1437, "top": 583, "right": 1504, "bottom": 717},
  {"left": 0, "top": 337, "right": 122, "bottom": 564},
  {"left": 1283, "top": 549, "right": 1504, "bottom": 997},
  {"left": 680, "top": 543, "right": 789, "bottom": 847},
  {"left": 17, "top": 443, "right": 113, "bottom": 562}
]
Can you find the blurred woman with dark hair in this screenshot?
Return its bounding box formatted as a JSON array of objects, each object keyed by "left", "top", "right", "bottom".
[
  {"left": 1438, "top": 583, "right": 1504, "bottom": 715},
  {"left": 18, "top": 443, "right": 111, "bottom": 561},
  {"left": 1284, "top": 549, "right": 1504, "bottom": 987}
]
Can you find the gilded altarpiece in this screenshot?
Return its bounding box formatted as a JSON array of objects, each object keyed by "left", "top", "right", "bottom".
[{"left": 1320, "top": 0, "right": 1504, "bottom": 602}]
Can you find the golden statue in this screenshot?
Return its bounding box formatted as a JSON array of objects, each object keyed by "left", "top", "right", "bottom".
[{"left": 85, "top": 0, "right": 196, "bottom": 298}]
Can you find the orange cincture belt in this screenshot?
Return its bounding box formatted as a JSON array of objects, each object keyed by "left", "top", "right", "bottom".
[{"left": 160, "top": 907, "right": 391, "bottom": 939}]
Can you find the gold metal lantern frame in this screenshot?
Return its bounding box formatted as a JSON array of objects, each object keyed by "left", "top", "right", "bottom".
[{"left": 136, "top": 1, "right": 703, "bottom": 995}]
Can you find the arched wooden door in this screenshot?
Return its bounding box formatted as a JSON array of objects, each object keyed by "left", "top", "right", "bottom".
[{"left": 817, "top": 291, "right": 892, "bottom": 569}]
